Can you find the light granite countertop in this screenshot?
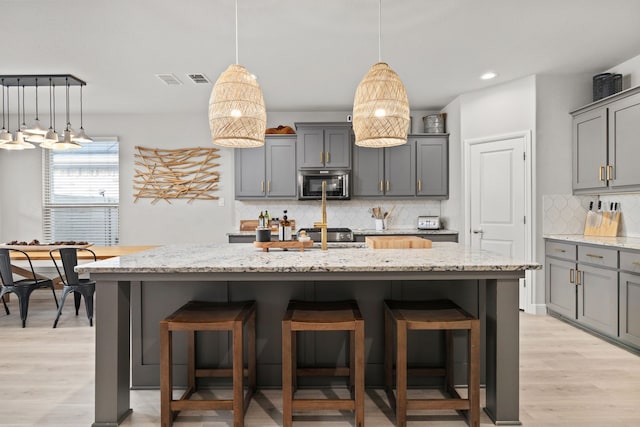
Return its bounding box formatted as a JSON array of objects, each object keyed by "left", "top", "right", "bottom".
[
  {"left": 77, "top": 242, "right": 540, "bottom": 274},
  {"left": 544, "top": 234, "right": 640, "bottom": 251}
]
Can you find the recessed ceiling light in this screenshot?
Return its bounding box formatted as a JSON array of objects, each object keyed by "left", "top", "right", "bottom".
[{"left": 481, "top": 71, "right": 498, "bottom": 80}]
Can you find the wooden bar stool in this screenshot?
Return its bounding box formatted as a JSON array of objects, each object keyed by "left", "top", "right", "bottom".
[
  {"left": 384, "top": 300, "right": 480, "bottom": 427},
  {"left": 160, "top": 300, "right": 256, "bottom": 427},
  {"left": 282, "top": 300, "right": 365, "bottom": 427}
]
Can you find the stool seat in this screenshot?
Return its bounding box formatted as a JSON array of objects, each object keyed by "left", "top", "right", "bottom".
[
  {"left": 282, "top": 300, "right": 365, "bottom": 427},
  {"left": 385, "top": 299, "right": 480, "bottom": 427},
  {"left": 160, "top": 300, "right": 256, "bottom": 427}
]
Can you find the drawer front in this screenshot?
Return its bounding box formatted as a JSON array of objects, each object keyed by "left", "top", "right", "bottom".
[
  {"left": 620, "top": 250, "right": 640, "bottom": 274},
  {"left": 578, "top": 245, "right": 617, "bottom": 268},
  {"left": 545, "top": 241, "right": 577, "bottom": 260}
]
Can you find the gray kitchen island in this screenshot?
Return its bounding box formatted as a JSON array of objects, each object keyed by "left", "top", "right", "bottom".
[{"left": 77, "top": 242, "right": 539, "bottom": 427}]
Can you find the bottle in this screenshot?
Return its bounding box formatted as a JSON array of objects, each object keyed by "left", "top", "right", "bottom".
[
  {"left": 258, "top": 211, "right": 265, "bottom": 228},
  {"left": 279, "top": 210, "right": 292, "bottom": 241},
  {"left": 264, "top": 210, "right": 271, "bottom": 228}
]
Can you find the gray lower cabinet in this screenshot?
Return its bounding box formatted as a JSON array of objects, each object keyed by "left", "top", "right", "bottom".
[
  {"left": 577, "top": 263, "right": 618, "bottom": 337},
  {"left": 352, "top": 142, "right": 415, "bottom": 197},
  {"left": 234, "top": 135, "right": 296, "bottom": 199},
  {"left": 619, "top": 272, "right": 640, "bottom": 348},
  {"left": 545, "top": 256, "right": 577, "bottom": 319},
  {"left": 415, "top": 135, "right": 448, "bottom": 198}
]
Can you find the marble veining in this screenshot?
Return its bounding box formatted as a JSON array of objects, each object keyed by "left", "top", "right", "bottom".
[
  {"left": 544, "top": 234, "right": 640, "bottom": 251},
  {"left": 77, "top": 242, "right": 540, "bottom": 274}
]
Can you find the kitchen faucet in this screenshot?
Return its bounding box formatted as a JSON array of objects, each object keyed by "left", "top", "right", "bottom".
[{"left": 313, "top": 180, "right": 328, "bottom": 251}]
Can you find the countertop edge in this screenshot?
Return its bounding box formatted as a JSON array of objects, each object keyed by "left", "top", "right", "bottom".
[{"left": 544, "top": 234, "right": 640, "bottom": 251}]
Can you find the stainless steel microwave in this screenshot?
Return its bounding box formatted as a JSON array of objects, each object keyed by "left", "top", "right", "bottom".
[{"left": 297, "top": 170, "right": 350, "bottom": 200}]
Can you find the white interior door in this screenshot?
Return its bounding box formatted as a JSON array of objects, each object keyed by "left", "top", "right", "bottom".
[{"left": 469, "top": 135, "right": 527, "bottom": 309}]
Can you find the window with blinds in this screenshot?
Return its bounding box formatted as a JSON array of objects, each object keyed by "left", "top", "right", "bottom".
[{"left": 43, "top": 138, "right": 120, "bottom": 246}]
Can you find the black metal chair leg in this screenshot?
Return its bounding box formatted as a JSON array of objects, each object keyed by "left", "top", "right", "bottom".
[
  {"left": 53, "top": 287, "right": 73, "bottom": 328},
  {"left": 81, "top": 288, "right": 95, "bottom": 326},
  {"left": 1, "top": 292, "right": 9, "bottom": 315},
  {"left": 16, "top": 287, "right": 36, "bottom": 328},
  {"left": 74, "top": 291, "right": 81, "bottom": 315},
  {"left": 50, "top": 284, "right": 59, "bottom": 308}
]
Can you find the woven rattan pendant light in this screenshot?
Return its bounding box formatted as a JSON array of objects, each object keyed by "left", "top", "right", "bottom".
[
  {"left": 208, "top": 0, "right": 266, "bottom": 148},
  {"left": 353, "top": 0, "right": 409, "bottom": 148}
]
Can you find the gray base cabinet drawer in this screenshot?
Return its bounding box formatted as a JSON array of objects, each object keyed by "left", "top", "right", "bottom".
[
  {"left": 578, "top": 245, "right": 617, "bottom": 268},
  {"left": 620, "top": 272, "right": 640, "bottom": 348},
  {"left": 620, "top": 251, "right": 640, "bottom": 273},
  {"left": 545, "top": 241, "right": 577, "bottom": 260}
]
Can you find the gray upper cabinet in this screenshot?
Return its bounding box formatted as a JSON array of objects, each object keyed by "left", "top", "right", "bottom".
[
  {"left": 415, "top": 135, "right": 448, "bottom": 198},
  {"left": 234, "top": 135, "right": 296, "bottom": 199},
  {"left": 572, "top": 86, "right": 640, "bottom": 194},
  {"left": 296, "top": 122, "right": 351, "bottom": 169},
  {"left": 352, "top": 145, "right": 384, "bottom": 197},
  {"left": 353, "top": 142, "right": 415, "bottom": 197}
]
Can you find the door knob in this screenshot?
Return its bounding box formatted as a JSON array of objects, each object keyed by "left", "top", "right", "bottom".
[{"left": 472, "top": 229, "right": 484, "bottom": 234}]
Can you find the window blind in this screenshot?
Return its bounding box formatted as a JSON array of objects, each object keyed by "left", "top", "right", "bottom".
[{"left": 43, "top": 138, "right": 120, "bottom": 246}]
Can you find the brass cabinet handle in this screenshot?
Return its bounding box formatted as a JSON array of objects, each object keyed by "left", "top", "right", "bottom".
[
  {"left": 320, "top": 151, "right": 324, "bottom": 163},
  {"left": 576, "top": 269, "right": 581, "bottom": 286},
  {"left": 607, "top": 165, "right": 613, "bottom": 181},
  {"left": 632, "top": 261, "right": 640, "bottom": 266},
  {"left": 386, "top": 180, "right": 390, "bottom": 192},
  {"left": 326, "top": 151, "right": 330, "bottom": 164},
  {"left": 379, "top": 180, "right": 383, "bottom": 192},
  {"left": 569, "top": 268, "right": 575, "bottom": 284},
  {"left": 267, "top": 181, "right": 271, "bottom": 193},
  {"left": 553, "top": 248, "right": 566, "bottom": 253},
  {"left": 599, "top": 166, "right": 605, "bottom": 182},
  {"left": 586, "top": 253, "right": 604, "bottom": 259},
  {"left": 261, "top": 180, "right": 264, "bottom": 192},
  {"left": 418, "top": 179, "right": 422, "bottom": 192}
]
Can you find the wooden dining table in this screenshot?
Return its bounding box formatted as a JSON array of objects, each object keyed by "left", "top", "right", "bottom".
[{"left": 8, "top": 245, "right": 158, "bottom": 286}]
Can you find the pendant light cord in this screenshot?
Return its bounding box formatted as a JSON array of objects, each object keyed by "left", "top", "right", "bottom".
[
  {"left": 22, "top": 85, "right": 26, "bottom": 127},
  {"left": 1, "top": 79, "right": 5, "bottom": 129},
  {"left": 34, "top": 78, "right": 39, "bottom": 121},
  {"left": 65, "top": 78, "right": 70, "bottom": 131},
  {"left": 16, "top": 79, "right": 20, "bottom": 131},
  {"left": 378, "top": 0, "right": 382, "bottom": 62},
  {"left": 80, "top": 85, "right": 84, "bottom": 128},
  {"left": 52, "top": 83, "right": 56, "bottom": 131},
  {"left": 235, "top": 0, "right": 239, "bottom": 64}
]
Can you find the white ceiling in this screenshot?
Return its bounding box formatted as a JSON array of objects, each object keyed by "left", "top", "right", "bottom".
[{"left": 3, "top": 0, "right": 640, "bottom": 115}]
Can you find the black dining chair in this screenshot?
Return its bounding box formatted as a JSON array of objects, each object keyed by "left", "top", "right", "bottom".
[
  {"left": 49, "top": 247, "right": 96, "bottom": 328},
  {"left": 0, "top": 248, "right": 59, "bottom": 327}
]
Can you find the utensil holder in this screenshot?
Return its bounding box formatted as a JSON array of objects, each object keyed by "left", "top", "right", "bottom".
[{"left": 375, "top": 219, "right": 386, "bottom": 231}]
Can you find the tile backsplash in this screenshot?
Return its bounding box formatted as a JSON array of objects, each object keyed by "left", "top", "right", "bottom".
[
  {"left": 235, "top": 199, "right": 443, "bottom": 230},
  {"left": 543, "top": 193, "right": 640, "bottom": 237}
]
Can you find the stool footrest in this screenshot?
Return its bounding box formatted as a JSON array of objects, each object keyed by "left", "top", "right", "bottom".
[
  {"left": 297, "top": 367, "right": 351, "bottom": 377},
  {"left": 171, "top": 399, "right": 233, "bottom": 411},
  {"left": 292, "top": 399, "right": 356, "bottom": 411},
  {"left": 407, "top": 398, "right": 470, "bottom": 411},
  {"left": 196, "top": 368, "right": 250, "bottom": 378}
]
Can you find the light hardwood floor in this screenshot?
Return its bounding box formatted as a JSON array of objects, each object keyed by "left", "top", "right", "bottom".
[{"left": 0, "top": 292, "right": 639, "bottom": 426}]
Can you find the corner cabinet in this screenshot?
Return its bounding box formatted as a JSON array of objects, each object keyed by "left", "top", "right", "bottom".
[
  {"left": 572, "top": 86, "right": 640, "bottom": 194},
  {"left": 295, "top": 122, "right": 352, "bottom": 169},
  {"left": 234, "top": 135, "right": 297, "bottom": 199},
  {"left": 545, "top": 238, "right": 640, "bottom": 352},
  {"left": 353, "top": 134, "right": 448, "bottom": 199}
]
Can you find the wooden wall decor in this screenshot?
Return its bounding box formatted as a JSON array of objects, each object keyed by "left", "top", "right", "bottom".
[{"left": 134, "top": 146, "right": 221, "bottom": 204}]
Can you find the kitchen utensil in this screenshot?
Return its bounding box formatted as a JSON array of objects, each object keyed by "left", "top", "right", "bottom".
[{"left": 384, "top": 205, "right": 396, "bottom": 220}]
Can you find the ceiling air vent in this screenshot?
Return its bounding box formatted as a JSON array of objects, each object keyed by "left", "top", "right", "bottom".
[
  {"left": 155, "top": 73, "right": 183, "bottom": 85},
  {"left": 187, "top": 73, "right": 211, "bottom": 84}
]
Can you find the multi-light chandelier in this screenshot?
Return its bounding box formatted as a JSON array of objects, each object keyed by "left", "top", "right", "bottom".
[{"left": 0, "top": 74, "right": 92, "bottom": 151}]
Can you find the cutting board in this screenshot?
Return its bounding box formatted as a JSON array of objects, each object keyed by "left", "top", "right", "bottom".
[
  {"left": 240, "top": 219, "right": 295, "bottom": 232},
  {"left": 365, "top": 236, "right": 432, "bottom": 249}
]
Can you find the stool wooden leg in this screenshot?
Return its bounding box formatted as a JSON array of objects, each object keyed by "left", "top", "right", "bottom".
[
  {"left": 396, "top": 320, "right": 407, "bottom": 427},
  {"left": 349, "top": 330, "right": 355, "bottom": 394},
  {"left": 282, "top": 320, "right": 293, "bottom": 427},
  {"left": 355, "top": 319, "right": 365, "bottom": 427},
  {"left": 469, "top": 321, "right": 480, "bottom": 427},
  {"left": 187, "top": 330, "right": 196, "bottom": 392},
  {"left": 446, "top": 330, "right": 454, "bottom": 396},
  {"left": 233, "top": 320, "right": 244, "bottom": 427},
  {"left": 248, "top": 310, "right": 257, "bottom": 396},
  {"left": 384, "top": 308, "right": 393, "bottom": 395},
  {"left": 291, "top": 329, "right": 297, "bottom": 392},
  {"left": 160, "top": 323, "right": 173, "bottom": 427}
]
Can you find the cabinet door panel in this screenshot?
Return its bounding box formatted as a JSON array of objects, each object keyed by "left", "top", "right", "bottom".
[
  {"left": 577, "top": 264, "right": 618, "bottom": 337},
  {"left": 234, "top": 146, "right": 265, "bottom": 198},
  {"left": 572, "top": 108, "right": 607, "bottom": 192},
  {"left": 545, "top": 257, "right": 577, "bottom": 319},
  {"left": 620, "top": 272, "right": 640, "bottom": 348},
  {"left": 609, "top": 93, "right": 640, "bottom": 191},
  {"left": 297, "top": 127, "right": 324, "bottom": 168},
  {"left": 353, "top": 145, "right": 384, "bottom": 197},
  {"left": 325, "top": 128, "right": 351, "bottom": 168},
  {"left": 415, "top": 137, "right": 448, "bottom": 197},
  {"left": 384, "top": 142, "right": 415, "bottom": 196},
  {"left": 266, "top": 137, "right": 296, "bottom": 198}
]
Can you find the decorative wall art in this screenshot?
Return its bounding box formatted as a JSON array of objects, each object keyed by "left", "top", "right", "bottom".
[{"left": 133, "top": 146, "right": 220, "bottom": 204}]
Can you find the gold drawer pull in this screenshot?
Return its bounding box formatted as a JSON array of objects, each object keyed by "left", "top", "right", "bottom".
[
  {"left": 607, "top": 165, "right": 613, "bottom": 181},
  {"left": 320, "top": 151, "right": 324, "bottom": 163},
  {"left": 418, "top": 179, "right": 422, "bottom": 192},
  {"left": 586, "top": 253, "right": 604, "bottom": 259},
  {"left": 569, "top": 268, "right": 574, "bottom": 283},
  {"left": 599, "top": 166, "right": 605, "bottom": 181},
  {"left": 326, "top": 152, "right": 330, "bottom": 163},
  {"left": 386, "top": 180, "right": 390, "bottom": 192},
  {"left": 633, "top": 261, "right": 640, "bottom": 266},
  {"left": 553, "top": 248, "right": 566, "bottom": 253},
  {"left": 261, "top": 180, "right": 264, "bottom": 192},
  {"left": 267, "top": 181, "right": 271, "bottom": 193},
  {"left": 379, "top": 180, "right": 383, "bottom": 192},
  {"left": 576, "top": 269, "right": 582, "bottom": 286}
]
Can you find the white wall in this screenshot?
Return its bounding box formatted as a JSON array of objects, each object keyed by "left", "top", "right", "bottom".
[{"left": 606, "top": 52, "right": 640, "bottom": 89}]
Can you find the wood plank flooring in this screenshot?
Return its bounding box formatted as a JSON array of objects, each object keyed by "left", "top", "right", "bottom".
[{"left": 0, "top": 291, "right": 639, "bottom": 426}]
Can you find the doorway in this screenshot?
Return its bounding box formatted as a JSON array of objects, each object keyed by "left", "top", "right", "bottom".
[{"left": 464, "top": 131, "right": 534, "bottom": 312}]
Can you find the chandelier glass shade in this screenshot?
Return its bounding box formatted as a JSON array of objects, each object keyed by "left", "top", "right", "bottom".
[
  {"left": 352, "top": 1, "right": 410, "bottom": 148},
  {"left": 208, "top": 0, "right": 266, "bottom": 148}
]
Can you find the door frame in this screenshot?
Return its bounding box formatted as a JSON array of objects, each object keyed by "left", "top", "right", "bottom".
[{"left": 463, "top": 130, "right": 536, "bottom": 313}]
